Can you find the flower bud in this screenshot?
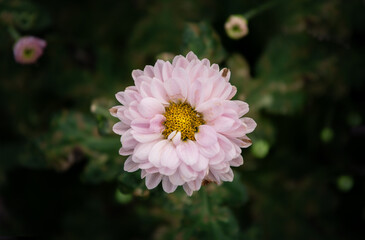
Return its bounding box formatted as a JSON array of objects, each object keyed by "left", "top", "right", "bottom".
[
  {"left": 13, "top": 36, "right": 47, "bottom": 64},
  {"left": 225, "top": 15, "right": 249, "bottom": 40}
]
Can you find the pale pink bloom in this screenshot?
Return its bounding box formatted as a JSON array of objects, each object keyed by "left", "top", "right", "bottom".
[
  {"left": 111, "top": 52, "right": 256, "bottom": 196},
  {"left": 13, "top": 36, "right": 47, "bottom": 64},
  {"left": 225, "top": 15, "right": 249, "bottom": 40}
]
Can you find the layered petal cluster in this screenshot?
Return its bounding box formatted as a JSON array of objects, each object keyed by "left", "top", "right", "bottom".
[
  {"left": 111, "top": 52, "right": 256, "bottom": 196},
  {"left": 13, "top": 36, "right": 47, "bottom": 64}
]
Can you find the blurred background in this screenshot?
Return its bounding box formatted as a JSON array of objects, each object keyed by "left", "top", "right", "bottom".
[{"left": 0, "top": 0, "right": 365, "bottom": 239}]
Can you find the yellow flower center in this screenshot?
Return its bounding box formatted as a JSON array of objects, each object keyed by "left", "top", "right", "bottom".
[
  {"left": 23, "top": 48, "right": 35, "bottom": 59},
  {"left": 162, "top": 101, "right": 205, "bottom": 141}
]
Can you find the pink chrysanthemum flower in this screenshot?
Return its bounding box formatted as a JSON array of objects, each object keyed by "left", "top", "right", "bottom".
[
  {"left": 13, "top": 36, "right": 47, "bottom": 64},
  {"left": 110, "top": 52, "right": 256, "bottom": 196}
]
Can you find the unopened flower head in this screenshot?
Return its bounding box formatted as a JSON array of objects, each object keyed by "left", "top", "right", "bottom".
[
  {"left": 225, "top": 15, "right": 249, "bottom": 40},
  {"left": 13, "top": 36, "right": 47, "bottom": 64},
  {"left": 111, "top": 52, "right": 256, "bottom": 196}
]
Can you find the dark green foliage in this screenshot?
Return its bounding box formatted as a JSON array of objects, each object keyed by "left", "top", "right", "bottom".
[
  {"left": 1, "top": 0, "right": 365, "bottom": 239},
  {"left": 182, "top": 21, "right": 227, "bottom": 63}
]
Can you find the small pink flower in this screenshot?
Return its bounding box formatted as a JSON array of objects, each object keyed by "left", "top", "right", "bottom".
[
  {"left": 13, "top": 36, "right": 47, "bottom": 64},
  {"left": 111, "top": 52, "right": 256, "bottom": 196},
  {"left": 225, "top": 15, "right": 249, "bottom": 40}
]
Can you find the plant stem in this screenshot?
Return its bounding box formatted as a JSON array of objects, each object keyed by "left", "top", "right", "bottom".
[
  {"left": 8, "top": 26, "right": 20, "bottom": 41},
  {"left": 202, "top": 186, "right": 210, "bottom": 219},
  {"left": 244, "top": 0, "right": 283, "bottom": 20}
]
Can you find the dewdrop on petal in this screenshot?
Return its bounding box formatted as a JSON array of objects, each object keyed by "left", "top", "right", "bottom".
[
  {"left": 110, "top": 52, "right": 256, "bottom": 196},
  {"left": 13, "top": 36, "right": 47, "bottom": 64},
  {"left": 225, "top": 15, "right": 249, "bottom": 40}
]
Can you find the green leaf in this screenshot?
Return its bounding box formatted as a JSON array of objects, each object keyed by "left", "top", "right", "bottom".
[
  {"left": 0, "top": 0, "right": 51, "bottom": 31},
  {"left": 181, "top": 21, "right": 226, "bottom": 63}
]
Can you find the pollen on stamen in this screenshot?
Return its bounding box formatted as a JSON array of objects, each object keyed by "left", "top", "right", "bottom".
[{"left": 162, "top": 101, "right": 205, "bottom": 141}]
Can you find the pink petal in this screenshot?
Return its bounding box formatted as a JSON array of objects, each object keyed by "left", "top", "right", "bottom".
[
  {"left": 132, "top": 131, "right": 162, "bottom": 143},
  {"left": 129, "top": 87, "right": 141, "bottom": 102},
  {"left": 211, "top": 63, "right": 219, "bottom": 71},
  {"left": 119, "top": 147, "right": 133, "bottom": 156},
  {"left": 231, "top": 139, "right": 242, "bottom": 157},
  {"left": 171, "top": 131, "right": 182, "bottom": 146},
  {"left": 188, "top": 62, "right": 204, "bottom": 83},
  {"left": 220, "top": 84, "right": 234, "bottom": 100},
  {"left": 205, "top": 171, "right": 220, "bottom": 184},
  {"left": 133, "top": 141, "right": 158, "bottom": 161},
  {"left": 167, "top": 131, "right": 177, "bottom": 140},
  {"left": 199, "top": 142, "right": 220, "bottom": 158},
  {"left": 148, "top": 140, "right": 168, "bottom": 166},
  {"left": 218, "top": 134, "right": 236, "bottom": 160},
  {"left": 195, "top": 98, "right": 224, "bottom": 121},
  {"left": 131, "top": 118, "right": 150, "bottom": 133},
  {"left": 159, "top": 167, "right": 176, "bottom": 176},
  {"left": 183, "top": 183, "right": 193, "bottom": 196},
  {"left": 172, "top": 55, "right": 189, "bottom": 68},
  {"left": 139, "top": 81, "right": 153, "bottom": 98},
  {"left": 187, "top": 179, "right": 202, "bottom": 191},
  {"left": 209, "top": 77, "right": 227, "bottom": 99},
  {"left": 230, "top": 155, "right": 244, "bottom": 167},
  {"left": 138, "top": 97, "right": 165, "bottom": 118},
  {"left": 149, "top": 114, "right": 166, "bottom": 133},
  {"left": 139, "top": 162, "right": 155, "bottom": 170},
  {"left": 169, "top": 172, "right": 185, "bottom": 185},
  {"left": 209, "top": 81, "right": 233, "bottom": 101},
  {"left": 210, "top": 162, "right": 229, "bottom": 171},
  {"left": 162, "top": 177, "right": 178, "bottom": 193},
  {"left": 220, "top": 168, "right": 234, "bottom": 182},
  {"left": 187, "top": 80, "right": 202, "bottom": 107},
  {"left": 112, "top": 122, "right": 129, "bottom": 135},
  {"left": 242, "top": 117, "right": 257, "bottom": 133},
  {"left": 164, "top": 71, "right": 188, "bottom": 101},
  {"left": 162, "top": 61, "right": 173, "bottom": 82},
  {"left": 145, "top": 173, "right": 162, "bottom": 189},
  {"left": 132, "top": 69, "right": 144, "bottom": 80},
  {"left": 186, "top": 51, "right": 198, "bottom": 62},
  {"left": 143, "top": 65, "right": 155, "bottom": 78},
  {"left": 229, "top": 136, "right": 252, "bottom": 148},
  {"left": 116, "top": 91, "right": 126, "bottom": 105},
  {"left": 116, "top": 106, "right": 128, "bottom": 121},
  {"left": 209, "top": 150, "right": 225, "bottom": 165},
  {"left": 227, "top": 86, "right": 237, "bottom": 100},
  {"left": 127, "top": 101, "right": 144, "bottom": 119},
  {"left": 176, "top": 140, "right": 199, "bottom": 166},
  {"left": 179, "top": 164, "right": 198, "bottom": 182},
  {"left": 222, "top": 122, "right": 247, "bottom": 138},
  {"left": 150, "top": 78, "right": 169, "bottom": 104},
  {"left": 222, "top": 107, "right": 239, "bottom": 119},
  {"left": 153, "top": 60, "right": 165, "bottom": 81},
  {"left": 124, "top": 156, "right": 139, "bottom": 172},
  {"left": 195, "top": 76, "right": 215, "bottom": 103},
  {"left": 134, "top": 76, "right": 151, "bottom": 94},
  {"left": 211, "top": 116, "right": 235, "bottom": 133},
  {"left": 172, "top": 66, "right": 188, "bottom": 80},
  {"left": 201, "top": 58, "right": 210, "bottom": 67},
  {"left": 132, "top": 154, "right": 146, "bottom": 164},
  {"left": 192, "top": 155, "right": 209, "bottom": 172},
  {"left": 121, "top": 129, "right": 138, "bottom": 149},
  {"left": 195, "top": 125, "right": 218, "bottom": 147},
  {"left": 239, "top": 136, "right": 252, "bottom": 148},
  {"left": 141, "top": 169, "right": 147, "bottom": 178},
  {"left": 160, "top": 142, "right": 180, "bottom": 169}
]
